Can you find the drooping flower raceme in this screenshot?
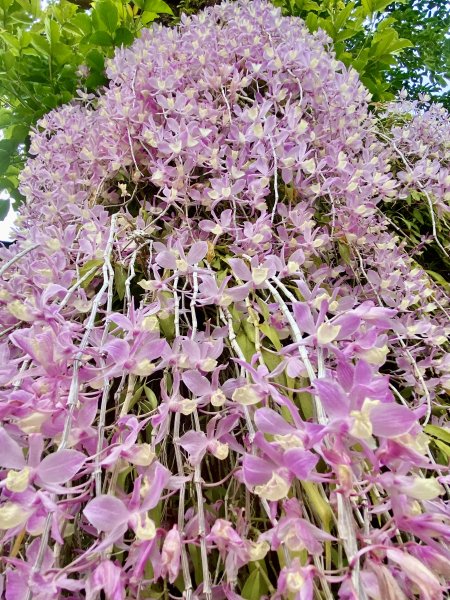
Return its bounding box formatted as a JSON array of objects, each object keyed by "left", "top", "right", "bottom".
[{"left": 0, "top": 2, "right": 449, "bottom": 599}]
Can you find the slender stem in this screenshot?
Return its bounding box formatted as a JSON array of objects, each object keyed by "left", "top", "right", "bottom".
[{"left": 269, "top": 135, "right": 279, "bottom": 222}]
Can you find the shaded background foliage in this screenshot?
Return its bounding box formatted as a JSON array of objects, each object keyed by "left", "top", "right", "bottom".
[
  {"left": 0, "top": 0, "right": 449, "bottom": 219},
  {"left": 385, "top": 0, "right": 450, "bottom": 107},
  {"left": 277, "top": 0, "right": 449, "bottom": 107}
]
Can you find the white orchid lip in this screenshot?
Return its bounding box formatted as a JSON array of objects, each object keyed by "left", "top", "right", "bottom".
[
  {"left": 254, "top": 472, "right": 291, "bottom": 501},
  {"left": 316, "top": 322, "right": 341, "bottom": 344},
  {"left": 251, "top": 267, "right": 269, "bottom": 285},
  {"left": 232, "top": 384, "right": 261, "bottom": 405}
]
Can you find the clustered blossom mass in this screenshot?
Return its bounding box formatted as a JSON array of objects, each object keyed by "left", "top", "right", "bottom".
[{"left": 0, "top": 2, "right": 449, "bottom": 599}]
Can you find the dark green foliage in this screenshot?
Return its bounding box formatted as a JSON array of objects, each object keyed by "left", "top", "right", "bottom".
[
  {"left": 277, "top": 0, "right": 449, "bottom": 107},
  {"left": 277, "top": 0, "right": 414, "bottom": 100},
  {"left": 385, "top": 1, "right": 450, "bottom": 109}
]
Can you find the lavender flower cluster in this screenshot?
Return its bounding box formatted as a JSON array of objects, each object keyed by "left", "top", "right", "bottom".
[{"left": 0, "top": 2, "right": 449, "bottom": 599}]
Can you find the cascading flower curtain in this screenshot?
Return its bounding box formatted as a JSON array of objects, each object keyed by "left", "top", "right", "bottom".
[{"left": 0, "top": 1, "right": 449, "bottom": 598}]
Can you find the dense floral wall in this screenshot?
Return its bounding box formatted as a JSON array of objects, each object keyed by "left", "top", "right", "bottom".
[{"left": 0, "top": 2, "right": 449, "bottom": 598}]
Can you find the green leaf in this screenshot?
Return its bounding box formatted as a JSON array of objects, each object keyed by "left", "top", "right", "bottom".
[
  {"left": 361, "top": 0, "right": 374, "bottom": 16},
  {"left": 85, "top": 48, "right": 105, "bottom": 71},
  {"left": 370, "top": 29, "right": 396, "bottom": 58},
  {"left": 140, "top": 11, "right": 158, "bottom": 24},
  {"left": 2, "top": 51, "right": 16, "bottom": 70},
  {"left": 387, "top": 38, "right": 413, "bottom": 55},
  {"left": 334, "top": 2, "right": 356, "bottom": 31},
  {"left": 338, "top": 242, "right": 352, "bottom": 265},
  {"left": 69, "top": 12, "right": 93, "bottom": 35},
  {"left": 0, "top": 110, "right": 13, "bottom": 128},
  {"left": 144, "top": 386, "right": 157, "bottom": 409},
  {"left": 45, "top": 17, "right": 60, "bottom": 45},
  {"left": 114, "top": 26, "right": 134, "bottom": 46},
  {"left": 188, "top": 546, "right": 202, "bottom": 588},
  {"left": 241, "top": 319, "right": 256, "bottom": 344},
  {"left": 9, "top": 124, "right": 29, "bottom": 143},
  {"left": 128, "top": 384, "right": 144, "bottom": 411},
  {"left": 30, "top": 33, "right": 51, "bottom": 56},
  {"left": 0, "top": 0, "right": 14, "bottom": 12},
  {"left": 89, "top": 30, "right": 114, "bottom": 46},
  {"left": 114, "top": 263, "right": 127, "bottom": 300},
  {"left": 305, "top": 12, "right": 318, "bottom": 31},
  {"left": 0, "top": 198, "right": 10, "bottom": 221},
  {"left": 78, "top": 258, "right": 104, "bottom": 288},
  {"left": 241, "top": 569, "right": 261, "bottom": 600},
  {"left": 159, "top": 314, "right": 175, "bottom": 340},
  {"left": 143, "top": 0, "right": 173, "bottom": 14},
  {"left": 96, "top": 0, "right": 118, "bottom": 34},
  {"left": 262, "top": 349, "right": 282, "bottom": 374},
  {"left": 433, "top": 439, "right": 450, "bottom": 462},
  {"left": 425, "top": 270, "right": 450, "bottom": 290},
  {"left": 425, "top": 424, "right": 450, "bottom": 445},
  {"left": 336, "top": 28, "right": 360, "bottom": 43},
  {"left": 0, "top": 32, "right": 21, "bottom": 51},
  {"left": 236, "top": 330, "right": 256, "bottom": 362},
  {"left": 256, "top": 297, "right": 270, "bottom": 321},
  {"left": 0, "top": 139, "right": 16, "bottom": 154},
  {"left": 8, "top": 187, "right": 25, "bottom": 206},
  {"left": 0, "top": 150, "right": 11, "bottom": 176},
  {"left": 352, "top": 48, "right": 370, "bottom": 72},
  {"left": 373, "top": 0, "right": 397, "bottom": 12},
  {"left": 295, "top": 0, "right": 320, "bottom": 10},
  {"left": 260, "top": 323, "right": 282, "bottom": 351},
  {"left": 52, "top": 42, "right": 73, "bottom": 65},
  {"left": 85, "top": 71, "right": 108, "bottom": 89},
  {"left": 18, "top": 30, "right": 31, "bottom": 48}
]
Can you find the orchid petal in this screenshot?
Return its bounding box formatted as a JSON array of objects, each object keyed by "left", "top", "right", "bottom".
[{"left": 83, "top": 496, "right": 129, "bottom": 532}]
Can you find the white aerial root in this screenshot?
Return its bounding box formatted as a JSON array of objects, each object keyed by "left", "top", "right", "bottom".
[
  {"left": 173, "top": 411, "right": 194, "bottom": 599},
  {"left": 266, "top": 279, "right": 328, "bottom": 425},
  {"left": 337, "top": 494, "right": 368, "bottom": 600},
  {"left": 169, "top": 274, "right": 198, "bottom": 598},
  {"left": 59, "top": 265, "right": 100, "bottom": 309},
  {"left": 127, "top": 126, "right": 143, "bottom": 178},
  {"left": 124, "top": 247, "right": 137, "bottom": 308},
  {"left": 219, "top": 306, "right": 256, "bottom": 440},
  {"left": 189, "top": 266, "right": 212, "bottom": 599},
  {"left": 269, "top": 135, "right": 279, "bottom": 223},
  {"left": 268, "top": 277, "right": 365, "bottom": 596},
  {"left": 0, "top": 243, "right": 39, "bottom": 278},
  {"left": 221, "top": 86, "right": 233, "bottom": 124},
  {"left": 25, "top": 215, "right": 117, "bottom": 600}
]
